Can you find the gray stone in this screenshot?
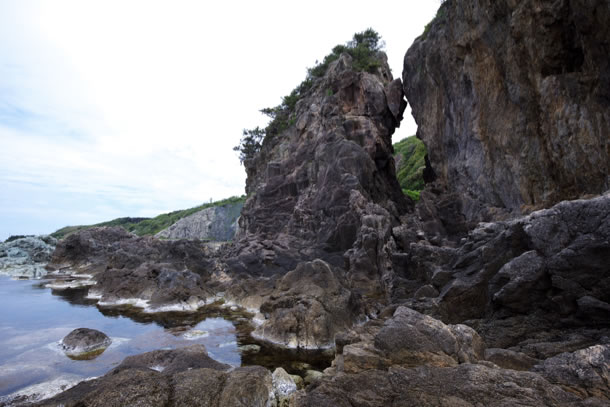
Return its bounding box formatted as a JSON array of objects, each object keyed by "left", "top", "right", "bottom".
[
  {"left": 0, "top": 235, "right": 56, "bottom": 279},
  {"left": 61, "top": 328, "right": 111, "bottom": 358},
  {"left": 155, "top": 201, "right": 243, "bottom": 241}
]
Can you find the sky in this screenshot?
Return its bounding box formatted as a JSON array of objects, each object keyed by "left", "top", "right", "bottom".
[{"left": 0, "top": 0, "right": 440, "bottom": 240}]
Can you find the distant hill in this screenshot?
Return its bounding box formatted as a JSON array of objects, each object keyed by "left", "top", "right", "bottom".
[
  {"left": 393, "top": 135, "right": 426, "bottom": 201},
  {"left": 51, "top": 195, "right": 246, "bottom": 239}
]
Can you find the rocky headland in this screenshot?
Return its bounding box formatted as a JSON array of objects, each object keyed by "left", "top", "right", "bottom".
[{"left": 16, "top": 1, "right": 610, "bottom": 405}]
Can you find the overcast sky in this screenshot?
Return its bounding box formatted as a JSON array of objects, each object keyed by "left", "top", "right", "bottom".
[{"left": 0, "top": 1, "right": 439, "bottom": 240}]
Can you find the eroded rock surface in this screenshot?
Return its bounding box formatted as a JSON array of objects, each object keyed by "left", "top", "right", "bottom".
[
  {"left": 49, "top": 227, "right": 215, "bottom": 310},
  {"left": 404, "top": 0, "right": 610, "bottom": 226},
  {"left": 227, "top": 52, "right": 409, "bottom": 302},
  {"left": 253, "top": 259, "right": 362, "bottom": 349},
  {"left": 396, "top": 194, "right": 610, "bottom": 354}
]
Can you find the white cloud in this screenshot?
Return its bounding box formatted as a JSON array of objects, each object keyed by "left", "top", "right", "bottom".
[{"left": 0, "top": 0, "right": 439, "bottom": 239}]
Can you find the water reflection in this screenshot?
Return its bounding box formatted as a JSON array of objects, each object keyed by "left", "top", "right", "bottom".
[{"left": 0, "top": 275, "right": 333, "bottom": 401}]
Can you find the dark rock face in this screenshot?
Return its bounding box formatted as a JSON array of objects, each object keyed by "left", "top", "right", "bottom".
[
  {"left": 49, "top": 227, "right": 214, "bottom": 309},
  {"left": 400, "top": 194, "right": 610, "bottom": 352},
  {"left": 404, "top": 0, "right": 610, "bottom": 225},
  {"left": 61, "top": 328, "right": 111, "bottom": 357},
  {"left": 229, "top": 52, "right": 410, "bottom": 301}
]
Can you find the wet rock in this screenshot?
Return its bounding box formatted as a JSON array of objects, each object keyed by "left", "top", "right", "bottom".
[
  {"left": 253, "top": 259, "right": 362, "bottom": 349},
  {"left": 94, "top": 262, "right": 213, "bottom": 310},
  {"left": 61, "top": 328, "right": 111, "bottom": 359},
  {"left": 404, "top": 0, "right": 610, "bottom": 226},
  {"left": 156, "top": 200, "right": 244, "bottom": 241},
  {"left": 0, "top": 235, "right": 56, "bottom": 279}
]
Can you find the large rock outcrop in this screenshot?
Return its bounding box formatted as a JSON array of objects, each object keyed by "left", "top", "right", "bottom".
[
  {"left": 155, "top": 200, "right": 243, "bottom": 241},
  {"left": 397, "top": 193, "right": 610, "bottom": 353},
  {"left": 227, "top": 52, "right": 409, "bottom": 307},
  {"left": 404, "top": 0, "right": 610, "bottom": 227},
  {"left": 48, "top": 227, "right": 215, "bottom": 310}
]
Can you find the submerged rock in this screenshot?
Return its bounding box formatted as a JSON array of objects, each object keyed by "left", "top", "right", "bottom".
[
  {"left": 0, "top": 235, "right": 56, "bottom": 279},
  {"left": 61, "top": 328, "right": 111, "bottom": 359}
]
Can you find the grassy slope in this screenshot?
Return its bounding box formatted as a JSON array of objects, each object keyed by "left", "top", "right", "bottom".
[
  {"left": 51, "top": 195, "right": 246, "bottom": 239},
  {"left": 393, "top": 135, "right": 427, "bottom": 200}
]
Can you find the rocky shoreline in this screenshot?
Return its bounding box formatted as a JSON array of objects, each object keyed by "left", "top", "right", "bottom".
[{"left": 3, "top": 0, "right": 609, "bottom": 405}]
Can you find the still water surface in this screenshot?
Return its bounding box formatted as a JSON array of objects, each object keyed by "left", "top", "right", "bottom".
[{"left": 0, "top": 275, "right": 241, "bottom": 398}]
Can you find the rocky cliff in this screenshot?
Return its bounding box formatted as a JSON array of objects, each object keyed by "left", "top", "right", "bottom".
[
  {"left": 227, "top": 52, "right": 409, "bottom": 303},
  {"left": 404, "top": 0, "right": 610, "bottom": 228},
  {"left": 156, "top": 201, "right": 243, "bottom": 241}
]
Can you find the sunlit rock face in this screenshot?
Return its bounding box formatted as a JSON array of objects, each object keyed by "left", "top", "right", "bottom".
[{"left": 404, "top": 0, "right": 610, "bottom": 228}]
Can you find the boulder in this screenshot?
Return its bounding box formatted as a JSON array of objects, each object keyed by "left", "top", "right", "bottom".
[{"left": 61, "top": 328, "right": 111, "bottom": 359}]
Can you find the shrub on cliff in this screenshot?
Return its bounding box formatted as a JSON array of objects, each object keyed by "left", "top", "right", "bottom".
[
  {"left": 394, "top": 135, "right": 427, "bottom": 199},
  {"left": 234, "top": 28, "right": 385, "bottom": 164}
]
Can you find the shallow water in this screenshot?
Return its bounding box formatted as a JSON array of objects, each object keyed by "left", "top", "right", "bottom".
[
  {"left": 0, "top": 275, "right": 242, "bottom": 398},
  {"left": 0, "top": 274, "right": 334, "bottom": 403}
]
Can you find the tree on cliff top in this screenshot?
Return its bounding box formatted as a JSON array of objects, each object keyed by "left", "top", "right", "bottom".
[{"left": 234, "top": 28, "right": 385, "bottom": 164}]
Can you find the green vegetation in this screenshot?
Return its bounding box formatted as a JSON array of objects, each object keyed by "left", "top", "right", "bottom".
[
  {"left": 51, "top": 195, "right": 246, "bottom": 240},
  {"left": 422, "top": 1, "right": 449, "bottom": 38},
  {"left": 393, "top": 135, "right": 427, "bottom": 201},
  {"left": 234, "top": 28, "right": 386, "bottom": 163}
]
